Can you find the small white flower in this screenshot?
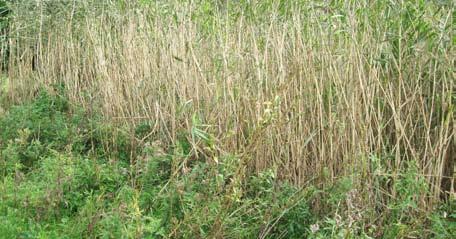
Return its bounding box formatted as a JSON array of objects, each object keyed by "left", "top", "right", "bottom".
[{"left": 310, "top": 223, "right": 320, "bottom": 233}]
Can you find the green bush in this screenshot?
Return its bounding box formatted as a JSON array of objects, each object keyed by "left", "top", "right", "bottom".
[{"left": 0, "top": 89, "right": 137, "bottom": 237}]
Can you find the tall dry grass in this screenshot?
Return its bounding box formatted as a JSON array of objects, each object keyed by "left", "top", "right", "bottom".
[{"left": 2, "top": 0, "right": 454, "bottom": 208}]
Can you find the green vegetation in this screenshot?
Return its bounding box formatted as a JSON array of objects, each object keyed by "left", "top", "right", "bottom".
[
  {"left": 0, "top": 1, "right": 9, "bottom": 71},
  {"left": 0, "top": 89, "right": 454, "bottom": 238},
  {"left": 0, "top": 0, "right": 454, "bottom": 238}
]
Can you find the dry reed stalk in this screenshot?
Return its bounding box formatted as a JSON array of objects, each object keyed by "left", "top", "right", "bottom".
[{"left": 3, "top": 1, "right": 454, "bottom": 209}]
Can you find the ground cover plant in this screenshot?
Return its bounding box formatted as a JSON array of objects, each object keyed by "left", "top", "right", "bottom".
[{"left": 0, "top": 0, "right": 454, "bottom": 238}]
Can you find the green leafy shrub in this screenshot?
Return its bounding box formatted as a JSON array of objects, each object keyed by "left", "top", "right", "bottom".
[
  {"left": 0, "top": 90, "right": 137, "bottom": 237},
  {"left": 428, "top": 202, "right": 456, "bottom": 238}
]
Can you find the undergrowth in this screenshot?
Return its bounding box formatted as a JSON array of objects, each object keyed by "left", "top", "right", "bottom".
[{"left": 0, "top": 89, "right": 454, "bottom": 238}]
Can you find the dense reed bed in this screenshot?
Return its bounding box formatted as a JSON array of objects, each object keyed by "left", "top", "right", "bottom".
[{"left": 0, "top": 0, "right": 454, "bottom": 237}]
